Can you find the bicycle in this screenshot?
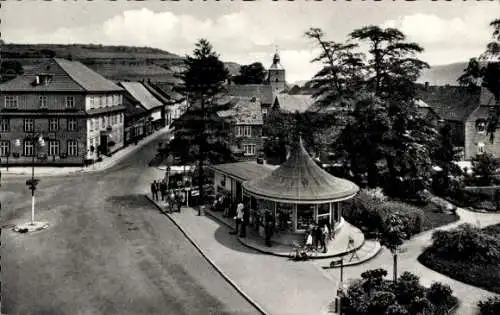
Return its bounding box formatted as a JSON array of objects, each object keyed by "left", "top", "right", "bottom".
[{"left": 289, "top": 241, "right": 318, "bottom": 261}]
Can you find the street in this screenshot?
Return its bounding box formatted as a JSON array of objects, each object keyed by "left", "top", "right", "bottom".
[{"left": 1, "top": 135, "right": 259, "bottom": 315}]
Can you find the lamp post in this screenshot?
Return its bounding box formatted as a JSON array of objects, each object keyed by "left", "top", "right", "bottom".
[
  {"left": 20, "top": 132, "right": 45, "bottom": 225},
  {"left": 330, "top": 256, "right": 345, "bottom": 314}
]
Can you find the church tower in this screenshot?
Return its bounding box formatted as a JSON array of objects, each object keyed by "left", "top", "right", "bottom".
[{"left": 268, "top": 49, "right": 286, "bottom": 92}]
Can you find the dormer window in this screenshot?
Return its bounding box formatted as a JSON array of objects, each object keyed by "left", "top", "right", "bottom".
[{"left": 34, "top": 74, "right": 53, "bottom": 86}]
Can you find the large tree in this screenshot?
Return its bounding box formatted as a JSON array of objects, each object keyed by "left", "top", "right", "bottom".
[
  {"left": 233, "top": 62, "right": 267, "bottom": 84},
  {"left": 172, "top": 39, "right": 231, "bottom": 203},
  {"left": 307, "top": 26, "right": 435, "bottom": 197}
]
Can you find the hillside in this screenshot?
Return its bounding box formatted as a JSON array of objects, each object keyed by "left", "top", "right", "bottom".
[
  {"left": 1, "top": 43, "right": 241, "bottom": 83},
  {"left": 417, "top": 62, "right": 468, "bottom": 86}
]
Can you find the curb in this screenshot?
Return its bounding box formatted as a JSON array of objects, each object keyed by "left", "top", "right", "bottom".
[
  {"left": 145, "top": 195, "right": 268, "bottom": 315},
  {"left": 321, "top": 243, "right": 384, "bottom": 269},
  {"left": 1, "top": 128, "right": 173, "bottom": 178},
  {"left": 204, "top": 210, "right": 365, "bottom": 260}
]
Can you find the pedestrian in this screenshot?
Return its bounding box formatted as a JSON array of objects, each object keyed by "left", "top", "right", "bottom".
[
  {"left": 240, "top": 204, "right": 249, "bottom": 238},
  {"left": 151, "top": 180, "right": 159, "bottom": 201},
  {"left": 305, "top": 231, "right": 313, "bottom": 250},
  {"left": 264, "top": 210, "right": 275, "bottom": 247},
  {"left": 169, "top": 190, "right": 176, "bottom": 213},
  {"left": 176, "top": 191, "right": 182, "bottom": 212},
  {"left": 321, "top": 223, "right": 329, "bottom": 253},
  {"left": 160, "top": 180, "right": 167, "bottom": 201},
  {"left": 232, "top": 200, "right": 244, "bottom": 235},
  {"left": 314, "top": 224, "right": 322, "bottom": 251}
]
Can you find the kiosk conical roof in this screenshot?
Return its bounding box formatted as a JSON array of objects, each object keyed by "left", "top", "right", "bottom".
[{"left": 243, "top": 138, "right": 359, "bottom": 204}]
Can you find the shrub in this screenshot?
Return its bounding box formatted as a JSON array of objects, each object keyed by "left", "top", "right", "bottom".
[
  {"left": 429, "top": 224, "right": 500, "bottom": 264},
  {"left": 426, "top": 282, "right": 454, "bottom": 312},
  {"left": 378, "top": 201, "right": 425, "bottom": 236},
  {"left": 478, "top": 296, "right": 500, "bottom": 315}
]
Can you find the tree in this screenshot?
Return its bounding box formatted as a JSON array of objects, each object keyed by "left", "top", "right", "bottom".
[
  {"left": 233, "top": 62, "right": 267, "bottom": 84},
  {"left": 426, "top": 282, "right": 454, "bottom": 314},
  {"left": 307, "top": 26, "right": 435, "bottom": 197},
  {"left": 173, "top": 39, "right": 231, "bottom": 204},
  {"left": 379, "top": 213, "right": 408, "bottom": 284},
  {"left": 471, "top": 152, "right": 500, "bottom": 186},
  {"left": 0, "top": 60, "right": 24, "bottom": 82}
]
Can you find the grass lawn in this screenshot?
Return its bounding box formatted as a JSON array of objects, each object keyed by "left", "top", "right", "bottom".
[
  {"left": 418, "top": 223, "right": 500, "bottom": 294},
  {"left": 419, "top": 201, "right": 460, "bottom": 232}
]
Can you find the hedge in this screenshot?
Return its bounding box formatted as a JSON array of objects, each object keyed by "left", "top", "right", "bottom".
[{"left": 418, "top": 250, "right": 500, "bottom": 294}]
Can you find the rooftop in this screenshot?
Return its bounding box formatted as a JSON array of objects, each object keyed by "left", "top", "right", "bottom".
[
  {"left": 119, "top": 81, "right": 163, "bottom": 111},
  {"left": 227, "top": 84, "right": 274, "bottom": 105},
  {"left": 243, "top": 138, "right": 359, "bottom": 203},
  {"left": 273, "top": 94, "right": 316, "bottom": 113},
  {"left": 0, "top": 58, "right": 123, "bottom": 92},
  {"left": 217, "top": 97, "right": 263, "bottom": 125},
  {"left": 209, "top": 161, "right": 272, "bottom": 182},
  {"left": 416, "top": 85, "right": 481, "bottom": 122}
]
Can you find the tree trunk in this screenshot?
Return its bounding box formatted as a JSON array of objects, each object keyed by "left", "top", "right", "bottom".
[{"left": 393, "top": 252, "right": 398, "bottom": 284}]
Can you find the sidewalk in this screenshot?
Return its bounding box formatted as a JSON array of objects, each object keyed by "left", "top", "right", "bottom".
[
  {"left": 146, "top": 196, "right": 341, "bottom": 315},
  {"left": 1, "top": 127, "right": 172, "bottom": 178}
]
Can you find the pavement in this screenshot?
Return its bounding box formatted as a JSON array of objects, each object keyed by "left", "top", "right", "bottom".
[
  {"left": 146, "top": 196, "right": 340, "bottom": 315},
  {"left": 323, "top": 204, "right": 500, "bottom": 315},
  {"left": 2, "top": 131, "right": 259, "bottom": 315},
  {"left": 145, "top": 174, "right": 500, "bottom": 315},
  {"left": 1, "top": 126, "right": 173, "bottom": 178}
]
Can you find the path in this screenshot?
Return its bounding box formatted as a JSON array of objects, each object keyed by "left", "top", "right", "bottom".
[{"left": 324, "top": 206, "right": 500, "bottom": 315}]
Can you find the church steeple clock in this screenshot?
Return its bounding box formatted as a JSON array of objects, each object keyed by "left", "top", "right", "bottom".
[{"left": 268, "top": 48, "right": 286, "bottom": 92}]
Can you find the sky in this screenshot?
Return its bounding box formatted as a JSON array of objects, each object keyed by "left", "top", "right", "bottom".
[{"left": 1, "top": 1, "right": 499, "bottom": 83}]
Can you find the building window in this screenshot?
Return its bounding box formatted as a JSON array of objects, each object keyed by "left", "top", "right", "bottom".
[
  {"left": 24, "top": 118, "right": 34, "bottom": 132},
  {"left": 101, "top": 116, "right": 105, "bottom": 128},
  {"left": 49, "top": 118, "right": 59, "bottom": 132},
  {"left": 478, "top": 142, "right": 485, "bottom": 154},
  {"left": 243, "top": 144, "right": 256, "bottom": 156},
  {"left": 0, "top": 140, "right": 10, "bottom": 156},
  {"left": 68, "top": 118, "right": 77, "bottom": 131},
  {"left": 119, "top": 113, "right": 123, "bottom": 123},
  {"left": 317, "top": 203, "right": 331, "bottom": 225},
  {"left": 0, "top": 118, "right": 9, "bottom": 132},
  {"left": 4, "top": 96, "right": 18, "bottom": 109},
  {"left": 89, "top": 119, "right": 94, "bottom": 131},
  {"left": 296, "top": 204, "right": 315, "bottom": 230},
  {"left": 476, "top": 119, "right": 487, "bottom": 133},
  {"left": 238, "top": 125, "right": 252, "bottom": 137},
  {"left": 23, "top": 141, "right": 34, "bottom": 156},
  {"left": 66, "top": 96, "right": 75, "bottom": 108},
  {"left": 48, "top": 140, "right": 60, "bottom": 156},
  {"left": 67, "top": 140, "right": 78, "bottom": 156},
  {"left": 39, "top": 96, "right": 48, "bottom": 108},
  {"left": 90, "top": 96, "right": 95, "bottom": 108}
]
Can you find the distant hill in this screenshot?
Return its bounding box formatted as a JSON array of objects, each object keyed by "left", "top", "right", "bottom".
[
  {"left": 417, "top": 62, "right": 469, "bottom": 86},
  {"left": 1, "top": 43, "right": 240, "bottom": 84}
]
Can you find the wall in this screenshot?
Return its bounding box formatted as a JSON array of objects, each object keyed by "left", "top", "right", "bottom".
[
  {"left": 2, "top": 93, "right": 86, "bottom": 111},
  {"left": 0, "top": 116, "right": 87, "bottom": 165}
]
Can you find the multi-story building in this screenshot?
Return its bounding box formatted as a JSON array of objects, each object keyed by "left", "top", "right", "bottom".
[
  {"left": 0, "top": 58, "right": 125, "bottom": 166},
  {"left": 217, "top": 97, "right": 264, "bottom": 160}
]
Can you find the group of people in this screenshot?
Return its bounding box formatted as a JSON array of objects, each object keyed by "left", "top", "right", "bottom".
[
  {"left": 151, "top": 180, "right": 185, "bottom": 213},
  {"left": 305, "top": 222, "right": 333, "bottom": 253}
]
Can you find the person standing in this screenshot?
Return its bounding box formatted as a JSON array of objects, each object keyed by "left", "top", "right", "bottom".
[
  {"left": 176, "top": 191, "right": 182, "bottom": 212},
  {"left": 160, "top": 180, "right": 167, "bottom": 201},
  {"left": 321, "top": 224, "right": 329, "bottom": 253},
  {"left": 264, "top": 210, "right": 275, "bottom": 247},
  {"left": 240, "top": 204, "right": 249, "bottom": 238},
  {"left": 314, "top": 224, "right": 322, "bottom": 251},
  {"left": 151, "top": 180, "right": 159, "bottom": 201},
  {"left": 232, "top": 200, "right": 244, "bottom": 235},
  {"left": 169, "top": 190, "right": 176, "bottom": 213}
]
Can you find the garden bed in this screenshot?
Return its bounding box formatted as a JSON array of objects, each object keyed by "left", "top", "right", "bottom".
[
  {"left": 417, "top": 201, "right": 460, "bottom": 232},
  {"left": 418, "top": 223, "right": 500, "bottom": 294}
]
